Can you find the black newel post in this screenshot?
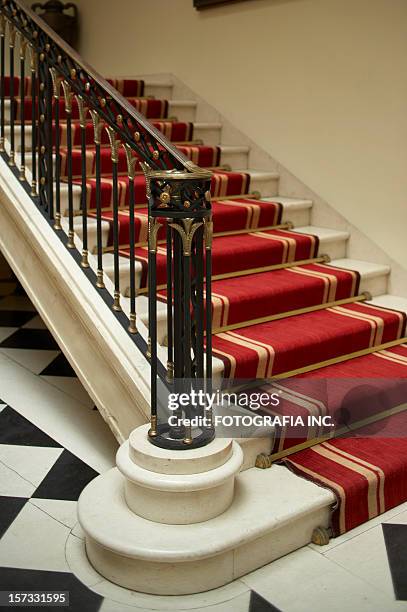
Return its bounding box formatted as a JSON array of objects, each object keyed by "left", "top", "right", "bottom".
[{"left": 143, "top": 166, "right": 215, "bottom": 450}]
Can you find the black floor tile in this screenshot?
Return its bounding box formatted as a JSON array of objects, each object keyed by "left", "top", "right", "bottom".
[
  {"left": 0, "top": 497, "right": 28, "bottom": 539},
  {"left": 40, "top": 352, "right": 76, "bottom": 377},
  {"left": 32, "top": 450, "right": 99, "bottom": 501},
  {"left": 0, "top": 328, "right": 59, "bottom": 350},
  {"left": 249, "top": 591, "right": 282, "bottom": 612},
  {"left": 0, "top": 406, "right": 61, "bottom": 447},
  {"left": 382, "top": 523, "right": 407, "bottom": 601},
  {"left": 0, "top": 311, "right": 37, "bottom": 328},
  {"left": 0, "top": 567, "right": 103, "bottom": 611}
]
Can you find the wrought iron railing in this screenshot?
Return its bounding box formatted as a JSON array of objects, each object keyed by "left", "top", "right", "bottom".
[{"left": 0, "top": 0, "right": 214, "bottom": 449}]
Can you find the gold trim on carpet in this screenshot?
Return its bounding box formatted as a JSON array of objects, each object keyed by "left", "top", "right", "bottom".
[
  {"left": 210, "top": 293, "right": 370, "bottom": 335},
  {"left": 262, "top": 401, "right": 407, "bottom": 464}
]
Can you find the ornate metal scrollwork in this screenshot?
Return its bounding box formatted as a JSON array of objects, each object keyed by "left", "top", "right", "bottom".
[{"left": 0, "top": 0, "right": 216, "bottom": 451}]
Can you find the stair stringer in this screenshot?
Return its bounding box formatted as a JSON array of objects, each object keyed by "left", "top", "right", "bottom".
[{"left": 0, "top": 157, "right": 151, "bottom": 442}]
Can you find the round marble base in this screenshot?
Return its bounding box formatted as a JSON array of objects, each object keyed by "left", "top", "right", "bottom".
[
  {"left": 128, "top": 424, "right": 234, "bottom": 475},
  {"left": 77, "top": 465, "right": 333, "bottom": 595},
  {"left": 117, "top": 436, "right": 243, "bottom": 524}
]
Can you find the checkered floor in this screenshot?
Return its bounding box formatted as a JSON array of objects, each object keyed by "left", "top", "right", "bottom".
[{"left": 0, "top": 274, "right": 406, "bottom": 612}]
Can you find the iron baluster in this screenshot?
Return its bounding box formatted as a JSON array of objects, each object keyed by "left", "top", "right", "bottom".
[
  {"left": 61, "top": 79, "right": 73, "bottom": 245},
  {"left": 29, "top": 44, "right": 37, "bottom": 196},
  {"left": 106, "top": 126, "right": 121, "bottom": 312},
  {"left": 8, "top": 20, "right": 15, "bottom": 166},
  {"left": 124, "top": 143, "right": 138, "bottom": 334},
  {"left": 166, "top": 224, "right": 174, "bottom": 383},
  {"left": 37, "top": 49, "right": 47, "bottom": 210},
  {"left": 76, "top": 95, "right": 89, "bottom": 267},
  {"left": 18, "top": 34, "right": 26, "bottom": 181},
  {"left": 49, "top": 67, "right": 62, "bottom": 228},
  {"left": 44, "top": 59, "right": 53, "bottom": 219},
  {"left": 0, "top": 0, "right": 215, "bottom": 450},
  {"left": 0, "top": 14, "right": 5, "bottom": 153},
  {"left": 90, "top": 109, "right": 104, "bottom": 289}
]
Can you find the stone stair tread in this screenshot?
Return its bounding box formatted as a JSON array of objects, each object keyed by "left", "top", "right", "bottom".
[
  {"left": 168, "top": 99, "right": 197, "bottom": 107},
  {"left": 295, "top": 225, "right": 350, "bottom": 242},
  {"left": 262, "top": 196, "right": 313, "bottom": 209},
  {"left": 218, "top": 145, "right": 250, "bottom": 154},
  {"left": 193, "top": 122, "right": 223, "bottom": 129},
  {"left": 369, "top": 294, "right": 407, "bottom": 316},
  {"left": 236, "top": 168, "right": 280, "bottom": 180},
  {"left": 331, "top": 258, "right": 391, "bottom": 279}
]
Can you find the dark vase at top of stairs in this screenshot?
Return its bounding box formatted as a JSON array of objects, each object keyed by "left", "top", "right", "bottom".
[{"left": 31, "top": 1, "right": 79, "bottom": 49}]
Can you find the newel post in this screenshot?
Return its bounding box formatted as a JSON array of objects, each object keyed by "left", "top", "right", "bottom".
[{"left": 142, "top": 164, "right": 215, "bottom": 450}]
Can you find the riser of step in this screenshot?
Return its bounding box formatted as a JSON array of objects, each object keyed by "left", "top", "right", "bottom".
[
  {"left": 3, "top": 98, "right": 198, "bottom": 125},
  {"left": 4, "top": 123, "right": 223, "bottom": 151},
  {"left": 243, "top": 170, "right": 280, "bottom": 198},
  {"left": 167, "top": 100, "right": 197, "bottom": 123},
  {"left": 296, "top": 226, "right": 350, "bottom": 260},
  {"left": 77, "top": 197, "right": 314, "bottom": 257},
  {"left": 39, "top": 167, "right": 281, "bottom": 215},
  {"left": 265, "top": 196, "right": 313, "bottom": 227},
  {"left": 193, "top": 123, "right": 222, "bottom": 146},
  {"left": 99, "top": 227, "right": 352, "bottom": 345},
  {"left": 219, "top": 146, "right": 250, "bottom": 170},
  {"left": 144, "top": 81, "right": 173, "bottom": 100},
  {"left": 331, "top": 258, "right": 391, "bottom": 298}
]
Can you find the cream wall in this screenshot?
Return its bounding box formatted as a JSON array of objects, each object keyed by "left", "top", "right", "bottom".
[{"left": 74, "top": 0, "right": 407, "bottom": 270}]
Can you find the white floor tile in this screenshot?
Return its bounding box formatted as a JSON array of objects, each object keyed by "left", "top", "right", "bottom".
[
  {"left": 0, "top": 502, "right": 70, "bottom": 571},
  {"left": 310, "top": 501, "right": 407, "bottom": 553},
  {"left": 0, "top": 461, "right": 35, "bottom": 497},
  {"left": 0, "top": 348, "right": 60, "bottom": 375},
  {"left": 93, "top": 575, "right": 249, "bottom": 611},
  {"left": 383, "top": 509, "right": 407, "bottom": 525},
  {"left": 240, "top": 545, "right": 400, "bottom": 612},
  {"left": 98, "top": 590, "right": 252, "bottom": 612},
  {"left": 193, "top": 592, "right": 252, "bottom": 612},
  {"left": 0, "top": 352, "right": 117, "bottom": 473},
  {"left": 326, "top": 523, "right": 406, "bottom": 603},
  {"left": 41, "top": 375, "right": 95, "bottom": 409},
  {"left": 0, "top": 327, "right": 17, "bottom": 343},
  {"left": 0, "top": 445, "right": 63, "bottom": 488},
  {"left": 71, "top": 522, "right": 86, "bottom": 540},
  {"left": 0, "top": 403, "right": 7, "bottom": 413},
  {"left": 98, "top": 600, "right": 137, "bottom": 612},
  {"left": 29, "top": 498, "right": 78, "bottom": 530}
]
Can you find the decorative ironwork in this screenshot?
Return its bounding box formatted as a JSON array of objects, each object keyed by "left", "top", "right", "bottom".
[
  {"left": 0, "top": 0, "right": 214, "bottom": 450},
  {"left": 144, "top": 168, "right": 215, "bottom": 449}
]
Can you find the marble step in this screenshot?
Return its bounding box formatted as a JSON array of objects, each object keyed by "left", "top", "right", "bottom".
[
  {"left": 78, "top": 197, "right": 311, "bottom": 261},
  {"left": 219, "top": 145, "right": 250, "bottom": 170},
  {"left": 237, "top": 169, "right": 280, "bottom": 198},
  {"left": 77, "top": 464, "right": 333, "bottom": 595},
  {"left": 143, "top": 79, "right": 173, "bottom": 100},
  {"left": 167, "top": 100, "right": 197, "bottom": 123},
  {"left": 295, "top": 225, "right": 350, "bottom": 260},
  {"left": 368, "top": 294, "right": 407, "bottom": 317},
  {"left": 265, "top": 196, "right": 313, "bottom": 227},
  {"left": 332, "top": 259, "right": 390, "bottom": 297},
  {"left": 4, "top": 121, "right": 223, "bottom": 151},
  {"left": 193, "top": 122, "right": 223, "bottom": 146}
]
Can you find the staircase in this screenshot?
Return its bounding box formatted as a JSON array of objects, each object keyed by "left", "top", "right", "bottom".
[{"left": 1, "top": 0, "right": 407, "bottom": 572}]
